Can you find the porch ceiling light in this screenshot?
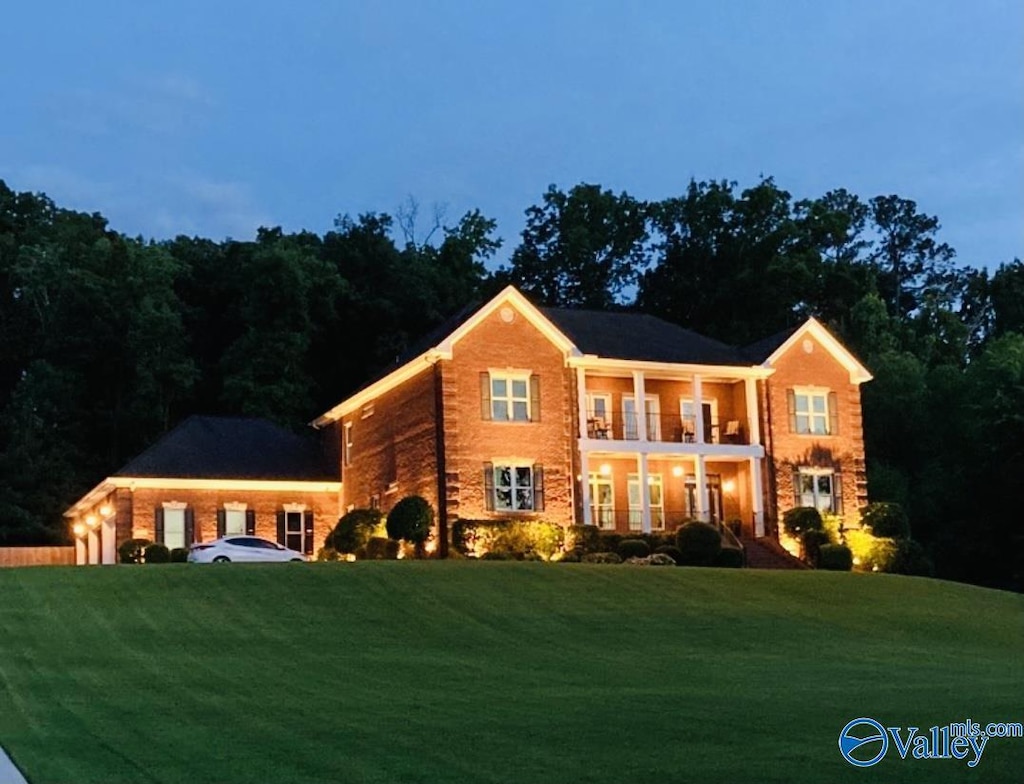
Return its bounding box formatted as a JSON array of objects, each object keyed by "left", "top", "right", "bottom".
[
  {"left": 672, "top": 466, "right": 684, "bottom": 477},
  {"left": 72, "top": 522, "right": 86, "bottom": 537},
  {"left": 599, "top": 463, "right": 612, "bottom": 476},
  {"left": 99, "top": 505, "right": 112, "bottom": 517},
  {"left": 722, "top": 479, "right": 736, "bottom": 493},
  {"left": 85, "top": 514, "right": 99, "bottom": 528}
]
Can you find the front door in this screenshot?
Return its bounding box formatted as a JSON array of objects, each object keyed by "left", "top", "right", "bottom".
[{"left": 685, "top": 474, "right": 725, "bottom": 523}]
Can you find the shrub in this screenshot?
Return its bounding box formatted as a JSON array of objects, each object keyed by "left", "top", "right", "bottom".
[
  {"left": 782, "top": 506, "right": 824, "bottom": 538},
  {"left": 170, "top": 547, "right": 189, "bottom": 563},
  {"left": 329, "top": 509, "right": 382, "bottom": 554},
  {"left": 581, "top": 551, "right": 622, "bottom": 564},
  {"left": 675, "top": 521, "right": 722, "bottom": 566},
  {"left": 714, "top": 547, "right": 745, "bottom": 568},
  {"left": 143, "top": 543, "right": 170, "bottom": 564},
  {"left": 648, "top": 553, "right": 677, "bottom": 567},
  {"left": 481, "top": 550, "right": 517, "bottom": 560},
  {"left": 861, "top": 502, "right": 910, "bottom": 539},
  {"left": 452, "top": 519, "right": 564, "bottom": 560},
  {"left": 653, "top": 544, "right": 683, "bottom": 565},
  {"left": 617, "top": 538, "right": 651, "bottom": 560},
  {"left": 801, "top": 529, "right": 832, "bottom": 566},
  {"left": 597, "top": 533, "right": 623, "bottom": 554},
  {"left": 889, "top": 538, "right": 933, "bottom": 576},
  {"left": 365, "top": 537, "right": 399, "bottom": 560},
  {"left": 315, "top": 547, "right": 341, "bottom": 562},
  {"left": 385, "top": 495, "right": 434, "bottom": 555},
  {"left": 566, "top": 525, "right": 600, "bottom": 554},
  {"left": 818, "top": 543, "right": 854, "bottom": 571},
  {"left": 118, "top": 538, "right": 151, "bottom": 564}
]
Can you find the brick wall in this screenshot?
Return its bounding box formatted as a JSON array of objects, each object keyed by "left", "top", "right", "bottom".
[{"left": 765, "top": 334, "right": 868, "bottom": 527}]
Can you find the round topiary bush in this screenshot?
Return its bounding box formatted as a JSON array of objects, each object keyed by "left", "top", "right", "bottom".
[
  {"left": 144, "top": 543, "right": 170, "bottom": 564},
  {"left": 385, "top": 495, "right": 434, "bottom": 556},
  {"left": 801, "top": 529, "right": 832, "bottom": 566},
  {"left": 170, "top": 547, "right": 189, "bottom": 563},
  {"left": 675, "top": 521, "right": 722, "bottom": 566},
  {"left": 818, "top": 543, "right": 853, "bottom": 571},
  {"left": 328, "top": 509, "right": 382, "bottom": 554},
  {"left": 617, "top": 538, "right": 651, "bottom": 560},
  {"left": 861, "top": 502, "right": 910, "bottom": 539},
  {"left": 118, "top": 538, "right": 152, "bottom": 564},
  {"left": 782, "top": 506, "right": 824, "bottom": 538}
]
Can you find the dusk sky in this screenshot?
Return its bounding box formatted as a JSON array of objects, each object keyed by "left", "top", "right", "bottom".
[{"left": 3, "top": 0, "right": 1021, "bottom": 269}]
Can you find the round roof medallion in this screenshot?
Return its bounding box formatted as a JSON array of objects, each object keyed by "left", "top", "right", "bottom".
[
  {"left": 802, "top": 338, "right": 814, "bottom": 354},
  {"left": 499, "top": 306, "right": 516, "bottom": 323}
]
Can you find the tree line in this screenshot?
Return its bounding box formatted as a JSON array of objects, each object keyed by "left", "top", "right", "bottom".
[{"left": 1, "top": 178, "right": 1020, "bottom": 589}]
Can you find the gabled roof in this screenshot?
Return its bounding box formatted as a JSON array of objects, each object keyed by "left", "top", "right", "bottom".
[
  {"left": 543, "top": 308, "right": 750, "bottom": 366},
  {"left": 116, "top": 415, "right": 338, "bottom": 481},
  {"left": 754, "top": 318, "right": 873, "bottom": 384},
  {"left": 741, "top": 326, "right": 799, "bottom": 364}
]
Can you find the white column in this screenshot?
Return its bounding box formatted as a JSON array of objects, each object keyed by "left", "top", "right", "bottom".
[
  {"left": 632, "top": 371, "right": 648, "bottom": 442},
  {"left": 75, "top": 537, "right": 87, "bottom": 566},
  {"left": 576, "top": 367, "right": 590, "bottom": 439},
  {"left": 87, "top": 528, "right": 100, "bottom": 565},
  {"left": 750, "top": 457, "right": 765, "bottom": 537},
  {"left": 693, "top": 375, "right": 705, "bottom": 444},
  {"left": 694, "top": 455, "right": 709, "bottom": 522},
  {"left": 637, "top": 454, "right": 651, "bottom": 533},
  {"left": 102, "top": 517, "right": 116, "bottom": 565},
  {"left": 576, "top": 367, "right": 593, "bottom": 526},
  {"left": 745, "top": 377, "right": 761, "bottom": 446},
  {"left": 580, "top": 450, "right": 593, "bottom": 526}
]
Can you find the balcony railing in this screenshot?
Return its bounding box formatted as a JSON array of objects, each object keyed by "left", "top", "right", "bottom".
[{"left": 585, "top": 411, "right": 752, "bottom": 445}]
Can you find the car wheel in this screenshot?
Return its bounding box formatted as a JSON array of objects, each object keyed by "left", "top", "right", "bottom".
[
  {"left": 290, "top": 558, "right": 303, "bottom": 562},
  {"left": 213, "top": 556, "right": 231, "bottom": 563}
]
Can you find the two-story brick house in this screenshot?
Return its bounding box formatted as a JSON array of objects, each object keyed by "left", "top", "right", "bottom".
[{"left": 313, "top": 286, "right": 872, "bottom": 554}]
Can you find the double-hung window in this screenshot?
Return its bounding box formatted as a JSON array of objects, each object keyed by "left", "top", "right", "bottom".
[
  {"left": 484, "top": 462, "right": 545, "bottom": 512},
  {"left": 797, "top": 468, "right": 842, "bottom": 514},
  {"left": 482, "top": 371, "right": 539, "bottom": 422},
  {"left": 790, "top": 388, "right": 833, "bottom": 435}
]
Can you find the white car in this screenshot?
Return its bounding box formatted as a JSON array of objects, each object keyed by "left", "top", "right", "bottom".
[{"left": 187, "top": 536, "right": 308, "bottom": 563}]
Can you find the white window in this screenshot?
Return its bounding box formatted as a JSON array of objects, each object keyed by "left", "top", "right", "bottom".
[
  {"left": 623, "top": 395, "right": 660, "bottom": 440},
  {"left": 283, "top": 503, "right": 307, "bottom": 552},
  {"left": 627, "top": 473, "right": 664, "bottom": 530},
  {"left": 163, "top": 503, "right": 186, "bottom": 550},
  {"left": 799, "top": 469, "right": 834, "bottom": 512},
  {"left": 493, "top": 464, "right": 535, "bottom": 511},
  {"left": 586, "top": 393, "right": 613, "bottom": 438},
  {"left": 680, "top": 398, "right": 718, "bottom": 443},
  {"left": 491, "top": 373, "right": 531, "bottom": 422},
  {"left": 794, "top": 388, "right": 830, "bottom": 435},
  {"left": 224, "top": 503, "right": 246, "bottom": 536},
  {"left": 343, "top": 422, "right": 353, "bottom": 466},
  {"left": 588, "top": 472, "right": 615, "bottom": 529}
]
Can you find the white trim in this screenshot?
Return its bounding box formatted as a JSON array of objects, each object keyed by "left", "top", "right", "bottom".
[
  {"left": 283, "top": 502, "right": 307, "bottom": 513},
  {"left": 680, "top": 396, "right": 718, "bottom": 443},
  {"left": 223, "top": 501, "right": 248, "bottom": 512},
  {"left": 487, "top": 369, "right": 533, "bottom": 422},
  {"left": 763, "top": 317, "right": 873, "bottom": 384},
  {"left": 162, "top": 501, "right": 188, "bottom": 511},
  {"left": 792, "top": 386, "right": 831, "bottom": 436},
  {"left": 569, "top": 355, "right": 772, "bottom": 379}
]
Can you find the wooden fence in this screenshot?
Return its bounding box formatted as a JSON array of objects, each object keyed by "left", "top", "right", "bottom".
[{"left": 0, "top": 547, "right": 76, "bottom": 567}]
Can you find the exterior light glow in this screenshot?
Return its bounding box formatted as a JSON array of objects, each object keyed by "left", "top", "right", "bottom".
[
  {"left": 99, "top": 505, "right": 112, "bottom": 517},
  {"left": 599, "top": 463, "right": 612, "bottom": 476},
  {"left": 85, "top": 515, "right": 99, "bottom": 528},
  {"left": 722, "top": 479, "right": 736, "bottom": 493},
  {"left": 425, "top": 540, "right": 437, "bottom": 555},
  {"left": 671, "top": 466, "right": 684, "bottom": 477},
  {"left": 72, "top": 523, "right": 86, "bottom": 537}
]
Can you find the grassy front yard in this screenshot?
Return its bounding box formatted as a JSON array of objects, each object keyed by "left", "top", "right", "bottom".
[{"left": 0, "top": 563, "right": 1021, "bottom": 783}]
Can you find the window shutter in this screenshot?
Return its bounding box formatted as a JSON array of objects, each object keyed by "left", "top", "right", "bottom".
[
  {"left": 303, "top": 510, "right": 315, "bottom": 555},
  {"left": 480, "top": 372, "right": 492, "bottom": 420},
  {"left": 533, "top": 464, "right": 545, "bottom": 512},
  {"left": 216, "top": 509, "right": 226, "bottom": 539},
  {"left": 792, "top": 469, "right": 802, "bottom": 507},
  {"left": 483, "top": 462, "right": 495, "bottom": 511},
  {"left": 184, "top": 507, "right": 195, "bottom": 545},
  {"left": 786, "top": 389, "right": 797, "bottom": 432},
  {"left": 155, "top": 507, "right": 165, "bottom": 545},
  {"left": 245, "top": 509, "right": 256, "bottom": 536},
  {"left": 530, "top": 375, "right": 541, "bottom": 422},
  {"left": 276, "top": 511, "right": 286, "bottom": 545},
  {"left": 833, "top": 472, "right": 844, "bottom": 515},
  {"left": 828, "top": 391, "right": 839, "bottom": 436}
]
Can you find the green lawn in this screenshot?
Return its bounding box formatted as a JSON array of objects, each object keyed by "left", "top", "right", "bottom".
[{"left": 0, "top": 564, "right": 1021, "bottom": 784}]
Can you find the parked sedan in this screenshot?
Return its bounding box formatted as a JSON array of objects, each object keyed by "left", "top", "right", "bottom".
[{"left": 187, "top": 536, "right": 308, "bottom": 563}]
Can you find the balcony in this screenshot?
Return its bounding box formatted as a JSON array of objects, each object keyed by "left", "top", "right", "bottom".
[{"left": 584, "top": 411, "right": 752, "bottom": 446}]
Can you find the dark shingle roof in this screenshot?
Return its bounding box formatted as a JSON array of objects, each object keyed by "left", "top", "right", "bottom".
[
  {"left": 741, "top": 327, "right": 799, "bottom": 363},
  {"left": 542, "top": 308, "right": 753, "bottom": 366},
  {"left": 115, "top": 416, "right": 338, "bottom": 481}
]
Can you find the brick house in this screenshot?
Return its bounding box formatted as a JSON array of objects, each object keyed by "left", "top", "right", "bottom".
[
  {"left": 313, "top": 286, "right": 872, "bottom": 554},
  {"left": 65, "top": 416, "right": 340, "bottom": 565}
]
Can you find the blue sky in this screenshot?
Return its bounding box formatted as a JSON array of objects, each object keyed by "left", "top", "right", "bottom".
[{"left": 2, "top": 1, "right": 1021, "bottom": 269}]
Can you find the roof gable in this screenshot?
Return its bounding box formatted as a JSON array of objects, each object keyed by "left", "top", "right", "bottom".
[{"left": 759, "top": 318, "right": 872, "bottom": 384}]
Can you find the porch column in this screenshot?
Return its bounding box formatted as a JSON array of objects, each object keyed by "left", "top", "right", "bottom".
[
  {"left": 87, "top": 527, "right": 100, "bottom": 565},
  {"left": 580, "top": 449, "right": 593, "bottom": 526},
  {"left": 749, "top": 456, "right": 765, "bottom": 537},
  {"left": 745, "top": 377, "right": 761, "bottom": 446},
  {"left": 74, "top": 535, "right": 87, "bottom": 566},
  {"left": 693, "top": 374, "right": 705, "bottom": 444},
  {"left": 694, "top": 455, "right": 709, "bottom": 522},
  {"left": 576, "top": 366, "right": 589, "bottom": 439},
  {"left": 637, "top": 453, "right": 652, "bottom": 533},
  {"left": 632, "top": 370, "right": 647, "bottom": 442},
  {"left": 102, "top": 517, "right": 116, "bottom": 565}
]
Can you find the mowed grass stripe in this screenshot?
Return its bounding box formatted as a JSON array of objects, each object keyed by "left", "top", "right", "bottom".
[{"left": 0, "top": 563, "right": 1021, "bottom": 783}]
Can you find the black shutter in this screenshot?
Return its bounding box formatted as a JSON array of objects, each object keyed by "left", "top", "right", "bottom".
[
  {"left": 533, "top": 464, "right": 545, "bottom": 512},
  {"left": 184, "top": 507, "right": 195, "bottom": 545},
  {"left": 155, "top": 507, "right": 165, "bottom": 545},
  {"left": 216, "top": 509, "right": 226, "bottom": 539},
  {"left": 833, "top": 472, "right": 844, "bottom": 515},
  {"left": 483, "top": 462, "right": 495, "bottom": 511},
  {"left": 303, "top": 510, "right": 315, "bottom": 555},
  {"left": 828, "top": 391, "right": 839, "bottom": 436},
  {"left": 276, "top": 511, "right": 286, "bottom": 545},
  {"left": 245, "top": 509, "right": 256, "bottom": 536},
  {"left": 792, "top": 469, "right": 802, "bottom": 507},
  {"left": 786, "top": 389, "right": 797, "bottom": 432},
  {"left": 480, "top": 372, "right": 492, "bottom": 420},
  {"left": 529, "top": 375, "right": 541, "bottom": 422}
]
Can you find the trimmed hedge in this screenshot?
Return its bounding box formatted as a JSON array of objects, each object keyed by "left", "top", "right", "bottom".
[
  {"left": 328, "top": 509, "right": 382, "bottom": 554},
  {"left": 675, "top": 522, "right": 722, "bottom": 566},
  {"left": 365, "top": 537, "right": 400, "bottom": 560},
  {"left": 581, "top": 552, "right": 622, "bottom": 564},
  {"left": 714, "top": 547, "right": 745, "bottom": 568},
  {"left": 818, "top": 543, "right": 853, "bottom": 571},
  {"left": 566, "top": 525, "right": 600, "bottom": 554},
  {"left": 452, "top": 519, "right": 564, "bottom": 560},
  {"left": 118, "top": 538, "right": 151, "bottom": 564},
  {"left": 617, "top": 538, "right": 651, "bottom": 560},
  {"left": 385, "top": 495, "right": 434, "bottom": 554},
  {"left": 782, "top": 506, "right": 824, "bottom": 537},
  {"left": 170, "top": 547, "right": 189, "bottom": 563},
  {"left": 801, "top": 529, "right": 832, "bottom": 567},
  {"left": 144, "top": 543, "right": 170, "bottom": 564}
]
